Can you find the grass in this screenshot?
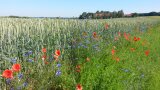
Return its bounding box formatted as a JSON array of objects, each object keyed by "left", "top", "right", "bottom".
[{"left": 0, "top": 17, "right": 160, "bottom": 90}]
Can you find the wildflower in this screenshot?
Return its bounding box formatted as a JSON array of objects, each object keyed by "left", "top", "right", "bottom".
[
  {"left": 42, "top": 48, "right": 47, "bottom": 53},
  {"left": 42, "top": 55, "right": 47, "bottom": 60},
  {"left": 134, "top": 37, "right": 140, "bottom": 41},
  {"left": 145, "top": 50, "right": 150, "bottom": 56},
  {"left": 24, "top": 52, "right": 29, "bottom": 56},
  {"left": 57, "top": 63, "right": 61, "bottom": 68},
  {"left": 23, "top": 82, "right": 28, "bottom": 87},
  {"left": 55, "top": 50, "right": 61, "bottom": 56},
  {"left": 82, "top": 45, "right": 87, "bottom": 48},
  {"left": 12, "top": 64, "right": 21, "bottom": 72},
  {"left": 11, "top": 58, "right": 17, "bottom": 64},
  {"left": 55, "top": 70, "right": 61, "bottom": 76},
  {"left": 114, "top": 37, "right": 119, "bottom": 41},
  {"left": 124, "top": 32, "right": 130, "bottom": 40},
  {"left": 130, "top": 48, "right": 135, "bottom": 52},
  {"left": 17, "top": 86, "right": 22, "bottom": 90},
  {"left": 134, "top": 37, "right": 137, "bottom": 41},
  {"left": 116, "top": 57, "right": 120, "bottom": 62},
  {"left": 10, "top": 87, "right": 14, "bottom": 90},
  {"left": 121, "top": 68, "right": 130, "bottom": 72},
  {"left": 141, "top": 74, "right": 145, "bottom": 78},
  {"left": 124, "top": 69, "right": 129, "bottom": 72},
  {"left": 28, "top": 59, "right": 33, "bottom": 62},
  {"left": 137, "top": 37, "right": 140, "bottom": 41},
  {"left": 105, "top": 23, "right": 109, "bottom": 30},
  {"left": 53, "top": 50, "right": 61, "bottom": 62},
  {"left": 49, "top": 56, "right": 54, "bottom": 62},
  {"left": 53, "top": 55, "right": 59, "bottom": 61},
  {"left": 85, "top": 40, "right": 90, "bottom": 44},
  {"left": 18, "top": 73, "right": 23, "bottom": 79},
  {"left": 6, "top": 79, "right": 11, "bottom": 85},
  {"left": 76, "top": 69, "right": 81, "bottom": 73},
  {"left": 28, "top": 51, "right": 32, "bottom": 55},
  {"left": 2, "top": 70, "right": 13, "bottom": 79},
  {"left": 118, "top": 32, "right": 121, "bottom": 37},
  {"left": 76, "top": 65, "right": 81, "bottom": 69},
  {"left": 76, "top": 84, "right": 83, "bottom": 90},
  {"left": 111, "top": 49, "right": 115, "bottom": 55},
  {"left": 45, "top": 61, "right": 49, "bottom": 65},
  {"left": 92, "top": 32, "right": 97, "bottom": 38}
]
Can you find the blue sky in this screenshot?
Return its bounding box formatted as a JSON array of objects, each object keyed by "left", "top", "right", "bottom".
[{"left": 0, "top": 0, "right": 159, "bottom": 17}]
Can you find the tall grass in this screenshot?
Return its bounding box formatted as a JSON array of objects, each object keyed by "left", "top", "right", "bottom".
[{"left": 1, "top": 17, "right": 160, "bottom": 90}]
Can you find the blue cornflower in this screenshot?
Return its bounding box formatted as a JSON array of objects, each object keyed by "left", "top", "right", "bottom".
[
  {"left": 11, "top": 58, "right": 17, "bottom": 64},
  {"left": 55, "top": 70, "right": 61, "bottom": 76},
  {"left": 28, "top": 51, "right": 32, "bottom": 55},
  {"left": 6, "top": 79, "right": 11, "bottom": 85},
  {"left": 141, "top": 74, "right": 145, "bottom": 78},
  {"left": 67, "top": 45, "right": 71, "bottom": 49},
  {"left": 28, "top": 59, "right": 33, "bottom": 62},
  {"left": 83, "top": 36, "right": 88, "bottom": 39},
  {"left": 10, "top": 87, "right": 14, "bottom": 90},
  {"left": 49, "top": 56, "right": 54, "bottom": 62},
  {"left": 17, "top": 86, "right": 21, "bottom": 90},
  {"left": 56, "top": 63, "right": 61, "bottom": 68},
  {"left": 23, "top": 82, "right": 28, "bottom": 87},
  {"left": 121, "top": 68, "right": 130, "bottom": 73},
  {"left": 82, "top": 45, "right": 87, "bottom": 48},
  {"left": 79, "top": 43, "right": 83, "bottom": 46},
  {"left": 72, "top": 45, "right": 76, "bottom": 48},
  {"left": 85, "top": 40, "right": 90, "bottom": 44},
  {"left": 18, "top": 73, "right": 23, "bottom": 79},
  {"left": 124, "top": 69, "right": 129, "bottom": 72},
  {"left": 92, "top": 45, "right": 98, "bottom": 49},
  {"left": 24, "top": 52, "right": 29, "bottom": 56}
]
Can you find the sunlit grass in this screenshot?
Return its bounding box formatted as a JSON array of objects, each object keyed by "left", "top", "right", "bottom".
[{"left": 1, "top": 16, "right": 160, "bottom": 90}]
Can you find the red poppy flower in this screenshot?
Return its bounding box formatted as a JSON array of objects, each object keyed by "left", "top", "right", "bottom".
[
  {"left": 111, "top": 49, "right": 115, "bottom": 55},
  {"left": 134, "top": 37, "right": 140, "bottom": 41},
  {"left": 76, "top": 65, "right": 81, "bottom": 69},
  {"left": 137, "top": 37, "right": 140, "bottom": 41},
  {"left": 55, "top": 50, "right": 61, "bottom": 56},
  {"left": 134, "top": 37, "right": 137, "bottom": 41},
  {"left": 76, "top": 84, "right": 83, "bottom": 90},
  {"left": 130, "top": 48, "right": 135, "bottom": 52},
  {"left": 118, "top": 32, "right": 121, "bottom": 37},
  {"left": 2, "top": 70, "right": 13, "bottom": 79},
  {"left": 45, "top": 61, "right": 49, "bottom": 65},
  {"left": 114, "top": 37, "right": 119, "bottom": 41},
  {"left": 116, "top": 57, "right": 120, "bottom": 62},
  {"left": 53, "top": 55, "right": 59, "bottom": 60},
  {"left": 92, "top": 32, "right": 97, "bottom": 38},
  {"left": 105, "top": 23, "right": 109, "bottom": 29},
  {"left": 145, "top": 50, "right": 150, "bottom": 56},
  {"left": 42, "top": 55, "right": 47, "bottom": 60},
  {"left": 76, "top": 69, "right": 81, "bottom": 73},
  {"left": 124, "top": 32, "right": 130, "bottom": 40},
  {"left": 12, "top": 64, "right": 21, "bottom": 72},
  {"left": 42, "top": 48, "right": 47, "bottom": 53}
]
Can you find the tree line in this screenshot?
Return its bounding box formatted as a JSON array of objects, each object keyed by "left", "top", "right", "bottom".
[{"left": 79, "top": 10, "right": 160, "bottom": 19}]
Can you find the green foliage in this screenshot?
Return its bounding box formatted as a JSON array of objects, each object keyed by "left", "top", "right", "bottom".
[
  {"left": 79, "top": 10, "right": 124, "bottom": 19},
  {"left": 1, "top": 17, "right": 160, "bottom": 90}
]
